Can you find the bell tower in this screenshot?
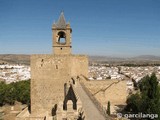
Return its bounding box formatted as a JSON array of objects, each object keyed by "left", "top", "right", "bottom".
[
  {"left": 52, "top": 12, "right": 72, "bottom": 55},
  {"left": 16, "top": 11, "right": 89, "bottom": 120}
]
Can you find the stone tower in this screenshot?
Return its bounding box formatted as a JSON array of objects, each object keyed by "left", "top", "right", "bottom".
[
  {"left": 16, "top": 12, "right": 88, "bottom": 120},
  {"left": 52, "top": 12, "right": 72, "bottom": 54}
]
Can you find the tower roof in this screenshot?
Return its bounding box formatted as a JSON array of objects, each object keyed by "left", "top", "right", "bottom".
[{"left": 56, "top": 12, "right": 67, "bottom": 28}]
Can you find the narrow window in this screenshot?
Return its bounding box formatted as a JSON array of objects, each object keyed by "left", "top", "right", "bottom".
[{"left": 56, "top": 65, "right": 58, "bottom": 69}]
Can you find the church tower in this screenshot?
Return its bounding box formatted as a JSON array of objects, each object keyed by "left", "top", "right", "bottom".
[{"left": 52, "top": 12, "right": 72, "bottom": 55}]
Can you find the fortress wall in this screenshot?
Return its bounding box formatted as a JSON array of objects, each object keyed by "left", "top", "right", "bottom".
[
  {"left": 30, "top": 54, "right": 88, "bottom": 116},
  {"left": 84, "top": 80, "right": 127, "bottom": 106},
  {"left": 71, "top": 55, "right": 88, "bottom": 77},
  {"left": 30, "top": 55, "right": 71, "bottom": 115}
]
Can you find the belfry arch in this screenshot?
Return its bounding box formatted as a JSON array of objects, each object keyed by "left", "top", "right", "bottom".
[{"left": 57, "top": 31, "right": 66, "bottom": 44}]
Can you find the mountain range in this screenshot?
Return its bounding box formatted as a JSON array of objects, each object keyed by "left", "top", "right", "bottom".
[{"left": 0, "top": 54, "right": 160, "bottom": 65}]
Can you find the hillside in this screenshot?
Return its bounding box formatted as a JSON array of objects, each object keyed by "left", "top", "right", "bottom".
[
  {"left": 0, "top": 54, "right": 30, "bottom": 65},
  {"left": 0, "top": 54, "right": 160, "bottom": 65},
  {"left": 89, "top": 55, "right": 160, "bottom": 65}
]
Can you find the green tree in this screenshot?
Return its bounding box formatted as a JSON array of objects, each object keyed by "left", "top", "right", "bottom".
[
  {"left": 125, "top": 93, "right": 141, "bottom": 112},
  {"left": 0, "top": 80, "right": 30, "bottom": 106},
  {"left": 13, "top": 80, "right": 30, "bottom": 104},
  {"left": 107, "top": 101, "right": 111, "bottom": 115},
  {"left": 4, "top": 84, "right": 16, "bottom": 105},
  {"left": 0, "top": 82, "right": 6, "bottom": 106},
  {"left": 125, "top": 73, "right": 160, "bottom": 119}
]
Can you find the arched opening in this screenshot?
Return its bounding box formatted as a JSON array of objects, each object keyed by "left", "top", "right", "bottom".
[
  {"left": 63, "top": 86, "right": 77, "bottom": 110},
  {"left": 57, "top": 31, "right": 66, "bottom": 44}
]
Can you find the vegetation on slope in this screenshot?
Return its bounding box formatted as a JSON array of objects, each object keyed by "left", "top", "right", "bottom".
[
  {"left": 0, "top": 80, "right": 30, "bottom": 106},
  {"left": 125, "top": 73, "right": 160, "bottom": 119}
]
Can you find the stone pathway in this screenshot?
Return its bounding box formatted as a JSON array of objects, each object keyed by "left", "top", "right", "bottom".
[{"left": 75, "top": 83, "right": 106, "bottom": 120}]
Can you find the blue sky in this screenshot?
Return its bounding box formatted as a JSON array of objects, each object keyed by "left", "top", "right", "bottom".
[{"left": 0, "top": 0, "right": 160, "bottom": 57}]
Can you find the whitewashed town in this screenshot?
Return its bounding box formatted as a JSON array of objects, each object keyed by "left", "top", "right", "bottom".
[
  {"left": 0, "top": 64, "right": 30, "bottom": 84},
  {"left": 1, "top": 63, "right": 160, "bottom": 88}
]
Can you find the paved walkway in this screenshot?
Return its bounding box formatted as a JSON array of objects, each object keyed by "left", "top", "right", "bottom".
[{"left": 75, "top": 83, "right": 106, "bottom": 120}]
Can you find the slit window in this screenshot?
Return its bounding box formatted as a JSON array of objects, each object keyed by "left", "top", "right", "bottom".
[{"left": 56, "top": 65, "right": 58, "bottom": 69}]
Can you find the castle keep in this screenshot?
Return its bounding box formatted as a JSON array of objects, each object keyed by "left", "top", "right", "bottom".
[
  {"left": 16, "top": 12, "right": 112, "bottom": 120},
  {"left": 16, "top": 12, "right": 88, "bottom": 120}
]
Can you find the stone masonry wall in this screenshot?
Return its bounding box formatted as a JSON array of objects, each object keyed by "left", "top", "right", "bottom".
[
  {"left": 84, "top": 80, "right": 127, "bottom": 111},
  {"left": 30, "top": 54, "right": 88, "bottom": 116},
  {"left": 71, "top": 55, "right": 88, "bottom": 77}
]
